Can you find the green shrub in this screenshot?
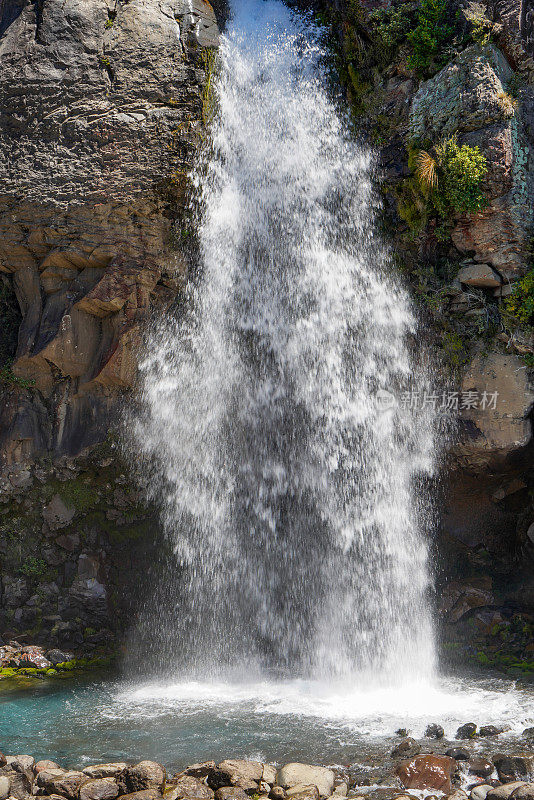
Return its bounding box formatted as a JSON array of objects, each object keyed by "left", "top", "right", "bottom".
[
  {"left": 407, "top": 0, "right": 454, "bottom": 77},
  {"left": 18, "top": 557, "right": 47, "bottom": 579},
  {"left": 504, "top": 269, "right": 534, "bottom": 327},
  {"left": 437, "top": 136, "right": 488, "bottom": 213}
]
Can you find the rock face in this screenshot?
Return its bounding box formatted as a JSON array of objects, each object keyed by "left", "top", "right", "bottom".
[{"left": 0, "top": 0, "right": 219, "bottom": 467}]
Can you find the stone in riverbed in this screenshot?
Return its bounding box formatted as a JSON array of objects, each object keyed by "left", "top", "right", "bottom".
[
  {"left": 511, "top": 785, "right": 534, "bottom": 800},
  {"left": 395, "top": 755, "right": 456, "bottom": 792},
  {"left": 269, "top": 788, "right": 285, "bottom": 800},
  {"left": 446, "top": 748, "right": 471, "bottom": 761},
  {"left": 469, "top": 759, "right": 494, "bottom": 779},
  {"left": 118, "top": 763, "right": 165, "bottom": 795},
  {"left": 493, "top": 756, "right": 534, "bottom": 783},
  {"left": 487, "top": 783, "right": 528, "bottom": 800},
  {"left": 456, "top": 724, "right": 477, "bottom": 740},
  {"left": 425, "top": 724, "right": 445, "bottom": 739},
  {"left": 391, "top": 739, "right": 421, "bottom": 758},
  {"left": 276, "top": 765, "right": 334, "bottom": 799},
  {"left": 0, "top": 777, "right": 10, "bottom": 800},
  {"left": 284, "top": 787, "right": 319, "bottom": 800},
  {"left": 214, "top": 789, "right": 249, "bottom": 800},
  {"left": 522, "top": 729, "right": 534, "bottom": 741},
  {"left": 470, "top": 786, "right": 493, "bottom": 800},
  {"left": 181, "top": 765, "right": 216, "bottom": 781},
  {"left": 262, "top": 768, "right": 277, "bottom": 787},
  {"left": 119, "top": 792, "right": 163, "bottom": 800},
  {"left": 45, "top": 651, "right": 74, "bottom": 667},
  {"left": 480, "top": 726, "right": 506, "bottom": 737},
  {"left": 79, "top": 779, "right": 119, "bottom": 800},
  {"left": 445, "top": 791, "right": 468, "bottom": 800},
  {"left": 209, "top": 762, "right": 262, "bottom": 793},
  {"left": 38, "top": 771, "right": 86, "bottom": 800},
  {"left": 35, "top": 763, "right": 62, "bottom": 775},
  {"left": 83, "top": 766, "right": 128, "bottom": 780},
  {"left": 167, "top": 776, "right": 214, "bottom": 800}
]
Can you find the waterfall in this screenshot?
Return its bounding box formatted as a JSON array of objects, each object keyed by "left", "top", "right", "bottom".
[{"left": 129, "top": 0, "right": 438, "bottom": 685}]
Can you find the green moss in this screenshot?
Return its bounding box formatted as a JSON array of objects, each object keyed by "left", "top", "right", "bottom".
[
  {"left": 201, "top": 47, "right": 217, "bottom": 128},
  {"left": 17, "top": 557, "right": 47, "bottom": 579},
  {"left": 56, "top": 479, "right": 99, "bottom": 513}
]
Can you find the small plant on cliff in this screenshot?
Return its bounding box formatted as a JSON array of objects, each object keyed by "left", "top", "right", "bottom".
[
  {"left": 406, "top": 0, "right": 454, "bottom": 77},
  {"left": 436, "top": 135, "right": 488, "bottom": 213},
  {"left": 504, "top": 269, "right": 534, "bottom": 328},
  {"left": 469, "top": 13, "right": 492, "bottom": 46},
  {"left": 201, "top": 47, "right": 217, "bottom": 129},
  {"left": 0, "top": 361, "right": 35, "bottom": 389},
  {"left": 18, "top": 557, "right": 47, "bottom": 580}
]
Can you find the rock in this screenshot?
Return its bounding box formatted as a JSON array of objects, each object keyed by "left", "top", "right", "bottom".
[
  {"left": 118, "top": 763, "right": 165, "bottom": 795},
  {"left": 493, "top": 756, "right": 534, "bottom": 784},
  {"left": 168, "top": 777, "right": 213, "bottom": 800},
  {"left": 332, "top": 784, "right": 348, "bottom": 796},
  {"left": 1, "top": 768, "right": 32, "bottom": 800},
  {"left": 511, "top": 786, "right": 534, "bottom": 800},
  {"left": 425, "top": 724, "right": 445, "bottom": 739},
  {"left": 6, "top": 758, "right": 34, "bottom": 774},
  {"left": 456, "top": 723, "right": 478, "bottom": 740},
  {"left": 213, "top": 790, "right": 249, "bottom": 800},
  {"left": 522, "top": 729, "right": 534, "bottom": 740},
  {"left": 446, "top": 791, "right": 468, "bottom": 800},
  {"left": 487, "top": 784, "right": 528, "bottom": 800},
  {"left": 35, "top": 763, "right": 61, "bottom": 775},
  {"left": 83, "top": 767, "right": 128, "bottom": 780},
  {"left": 446, "top": 748, "right": 471, "bottom": 761},
  {"left": 262, "top": 768, "right": 277, "bottom": 787},
  {"left": 37, "top": 771, "right": 86, "bottom": 800},
  {"left": 395, "top": 755, "right": 456, "bottom": 792},
  {"left": 469, "top": 759, "right": 494, "bottom": 779},
  {"left": 42, "top": 495, "right": 75, "bottom": 531},
  {"left": 269, "top": 789, "right": 285, "bottom": 800},
  {"left": 276, "top": 765, "right": 334, "bottom": 799},
  {"left": 0, "top": 757, "right": 5, "bottom": 769},
  {"left": 79, "top": 779, "right": 119, "bottom": 800},
  {"left": 0, "top": 777, "right": 9, "bottom": 800},
  {"left": 480, "top": 726, "right": 506, "bottom": 737},
  {"left": 471, "top": 788, "right": 493, "bottom": 800},
  {"left": 208, "top": 762, "right": 262, "bottom": 794},
  {"left": 117, "top": 792, "right": 162, "bottom": 800},
  {"left": 391, "top": 739, "right": 421, "bottom": 758},
  {"left": 284, "top": 788, "right": 319, "bottom": 800},
  {"left": 181, "top": 765, "right": 216, "bottom": 781},
  {"left": 458, "top": 264, "right": 502, "bottom": 288}
]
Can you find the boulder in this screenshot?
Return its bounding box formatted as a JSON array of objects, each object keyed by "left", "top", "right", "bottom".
[
  {"left": 0, "top": 757, "right": 5, "bottom": 769},
  {"left": 38, "top": 771, "right": 86, "bottom": 800},
  {"left": 6, "top": 758, "right": 34, "bottom": 774},
  {"left": 511, "top": 786, "right": 534, "bottom": 800},
  {"left": 35, "top": 764, "right": 61, "bottom": 775},
  {"left": 470, "top": 786, "right": 493, "bottom": 800},
  {"left": 276, "top": 766, "right": 334, "bottom": 799},
  {"left": 82, "top": 766, "right": 128, "bottom": 781},
  {"left": 425, "top": 724, "right": 445, "bottom": 739},
  {"left": 42, "top": 495, "right": 75, "bottom": 531},
  {"left": 119, "top": 764, "right": 165, "bottom": 795},
  {"left": 391, "top": 739, "right": 421, "bottom": 758},
  {"left": 493, "top": 757, "right": 534, "bottom": 784},
  {"left": 456, "top": 723, "right": 478, "bottom": 740},
  {"left": 523, "top": 729, "right": 534, "bottom": 740},
  {"left": 487, "top": 784, "right": 528, "bottom": 800},
  {"left": 45, "top": 651, "right": 74, "bottom": 667},
  {"left": 0, "top": 777, "right": 9, "bottom": 800},
  {"left": 458, "top": 264, "right": 502, "bottom": 288},
  {"left": 269, "top": 788, "right": 285, "bottom": 800},
  {"left": 395, "top": 755, "right": 456, "bottom": 792},
  {"left": 469, "top": 759, "right": 494, "bottom": 779},
  {"left": 284, "top": 788, "right": 319, "bottom": 800},
  {"left": 181, "top": 765, "right": 216, "bottom": 781},
  {"left": 262, "top": 768, "right": 277, "bottom": 787},
  {"left": 456, "top": 352, "right": 534, "bottom": 469},
  {"left": 480, "top": 726, "right": 506, "bottom": 737},
  {"left": 167, "top": 777, "right": 213, "bottom": 800},
  {"left": 79, "top": 779, "right": 119, "bottom": 800},
  {"left": 209, "top": 762, "right": 262, "bottom": 793},
  {"left": 117, "top": 792, "right": 162, "bottom": 800},
  {"left": 213, "top": 790, "right": 249, "bottom": 800},
  {"left": 0, "top": 769, "right": 32, "bottom": 800}
]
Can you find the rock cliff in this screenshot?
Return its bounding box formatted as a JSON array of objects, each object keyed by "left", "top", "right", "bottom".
[{"left": 0, "top": 0, "right": 220, "bottom": 648}]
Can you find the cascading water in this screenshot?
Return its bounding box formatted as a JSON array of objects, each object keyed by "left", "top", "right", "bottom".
[{"left": 130, "top": 0, "right": 439, "bottom": 685}]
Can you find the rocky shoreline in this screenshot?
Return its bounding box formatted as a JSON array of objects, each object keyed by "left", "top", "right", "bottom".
[{"left": 3, "top": 746, "right": 534, "bottom": 800}]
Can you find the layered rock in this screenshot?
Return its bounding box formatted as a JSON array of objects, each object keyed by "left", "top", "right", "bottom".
[{"left": 0, "top": 0, "right": 219, "bottom": 467}]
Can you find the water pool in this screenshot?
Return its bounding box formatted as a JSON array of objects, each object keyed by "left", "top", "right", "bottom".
[{"left": 2, "top": 672, "right": 533, "bottom": 770}]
